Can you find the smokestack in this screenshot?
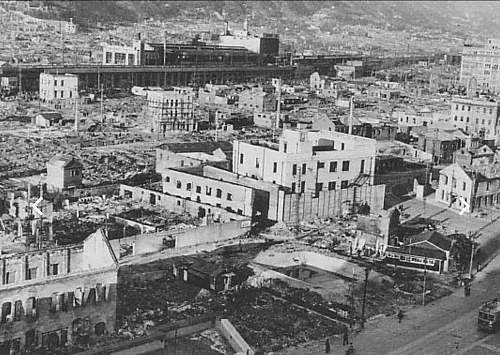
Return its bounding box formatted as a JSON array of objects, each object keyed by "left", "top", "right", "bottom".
[
  {"left": 243, "top": 18, "right": 248, "bottom": 34},
  {"left": 224, "top": 21, "right": 229, "bottom": 36}
]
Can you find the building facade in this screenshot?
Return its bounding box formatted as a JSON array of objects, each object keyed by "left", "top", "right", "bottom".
[
  {"left": 39, "top": 73, "right": 78, "bottom": 102},
  {"left": 417, "top": 130, "right": 465, "bottom": 164},
  {"left": 450, "top": 96, "right": 500, "bottom": 142},
  {"left": 460, "top": 39, "right": 500, "bottom": 92},
  {"left": 147, "top": 87, "right": 196, "bottom": 134},
  {"left": 0, "top": 230, "right": 118, "bottom": 353},
  {"left": 435, "top": 162, "right": 500, "bottom": 212},
  {"left": 161, "top": 167, "right": 255, "bottom": 217},
  {"left": 238, "top": 87, "right": 276, "bottom": 112}
]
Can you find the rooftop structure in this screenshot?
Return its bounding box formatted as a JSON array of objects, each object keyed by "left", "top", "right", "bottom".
[
  {"left": 156, "top": 141, "right": 232, "bottom": 173},
  {"left": 233, "top": 129, "right": 376, "bottom": 194}
]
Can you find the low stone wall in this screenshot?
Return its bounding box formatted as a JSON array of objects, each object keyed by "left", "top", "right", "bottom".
[
  {"left": 109, "top": 219, "right": 251, "bottom": 259},
  {"left": 254, "top": 250, "right": 383, "bottom": 281},
  {"left": 216, "top": 318, "right": 254, "bottom": 355}
]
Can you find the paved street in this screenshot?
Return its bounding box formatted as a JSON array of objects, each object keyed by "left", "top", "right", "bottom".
[{"left": 281, "top": 197, "right": 500, "bottom": 355}]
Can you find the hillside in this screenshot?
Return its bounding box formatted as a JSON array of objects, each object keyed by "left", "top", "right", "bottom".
[{"left": 32, "top": 1, "right": 500, "bottom": 37}]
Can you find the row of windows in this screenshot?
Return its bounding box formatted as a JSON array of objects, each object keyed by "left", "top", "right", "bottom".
[
  {"left": 315, "top": 180, "right": 349, "bottom": 192},
  {"left": 291, "top": 179, "right": 350, "bottom": 194},
  {"left": 166, "top": 177, "right": 233, "bottom": 201},
  {"left": 53, "top": 90, "right": 74, "bottom": 99},
  {"left": 454, "top": 104, "right": 494, "bottom": 115},
  {"left": 3, "top": 264, "right": 59, "bottom": 284},
  {"left": 453, "top": 115, "right": 495, "bottom": 127},
  {"left": 149, "top": 99, "right": 193, "bottom": 106},
  {"left": 386, "top": 253, "right": 436, "bottom": 265},
  {"left": 240, "top": 155, "right": 357, "bottom": 175}
]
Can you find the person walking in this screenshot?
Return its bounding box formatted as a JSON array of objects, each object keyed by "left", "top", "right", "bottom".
[
  {"left": 325, "top": 338, "right": 331, "bottom": 353},
  {"left": 343, "top": 328, "right": 349, "bottom": 346}
]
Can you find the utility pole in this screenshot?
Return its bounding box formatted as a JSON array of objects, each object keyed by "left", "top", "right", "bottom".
[
  {"left": 422, "top": 259, "right": 427, "bottom": 306},
  {"left": 272, "top": 77, "right": 281, "bottom": 141},
  {"left": 100, "top": 83, "right": 104, "bottom": 124},
  {"left": 348, "top": 96, "right": 354, "bottom": 135},
  {"left": 469, "top": 238, "right": 475, "bottom": 277},
  {"left": 361, "top": 267, "right": 370, "bottom": 328},
  {"left": 74, "top": 97, "right": 79, "bottom": 133}
]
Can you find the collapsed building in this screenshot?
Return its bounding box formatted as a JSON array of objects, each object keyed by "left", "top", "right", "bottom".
[{"left": 0, "top": 229, "right": 118, "bottom": 354}]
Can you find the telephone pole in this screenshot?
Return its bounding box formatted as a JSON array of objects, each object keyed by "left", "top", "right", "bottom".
[{"left": 361, "top": 267, "right": 370, "bottom": 328}]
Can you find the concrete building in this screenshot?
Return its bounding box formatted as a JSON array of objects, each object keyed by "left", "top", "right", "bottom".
[
  {"left": 335, "top": 63, "right": 363, "bottom": 80},
  {"left": 460, "top": 38, "right": 500, "bottom": 92},
  {"left": 39, "top": 73, "right": 78, "bottom": 102},
  {"left": 46, "top": 155, "right": 83, "bottom": 191},
  {"left": 417, "top": 129, "right": 465, "bottom": 164},
  {"left": 233, "top": 129, "right": 376, "bottom": 195},
  {"left": 435, "top": 161, "right": 500, "bottom": 212},
  {"left": 102, "top": 34, "right": 261, "bottom": 66},
  {"left": 238, "top": 87, "right": 276, "bottom": 112},
  {"left": 450, "top": 96, "right": 500, "bottom": 143},
  {"left": 0, "top": 229, "right": 118, "bottom": 353},
  {"left": 367, "top": 86, "right": 400, "bottom": 101},
  {"left": 161, "top": 166, "right": 255, "bottom": 217},
  {"left": 393, "top": 108, "right": 437, "bottom": 133},
  {"left": 309, "top": 72, "right": 345, "bottom": 98},
  {"left": 198, "top": 84, "right": 234, "bottom": 106},
  {"left": 102, "top": 40, "right": 142, "bottom": 65},
  {"left": 253, "top": 111, "right": 288, "bottom": 129},
  {"left": 219, "top": 20, "right": 279, "bottom": 62},
  {"left": 147, "top": 87, "right": 196, "bottom": 135}
]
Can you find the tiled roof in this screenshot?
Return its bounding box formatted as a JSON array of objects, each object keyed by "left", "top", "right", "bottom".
[{"left": 409, "top": 230, "right": 453, "bottom": 251}]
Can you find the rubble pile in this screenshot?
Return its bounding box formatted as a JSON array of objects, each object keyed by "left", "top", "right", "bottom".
[{"left": 228, "top": 288, "right": 344, "bottom": 353}]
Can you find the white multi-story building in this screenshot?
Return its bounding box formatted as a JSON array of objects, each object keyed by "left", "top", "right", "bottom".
[
  {"left": 450, "top": 96, "right": 500, "bottom": 142},
  {"left": 146, "top": 87, "right": 195, "bottom": 134},
  {"left": 461, "top": 38, "right": 500, "bottom": 92},
  {"left": 233, "top": 129, "right": 376, "bottom": 195},
  {"left": 39, "top": 73, "right": 78, "bottom": 102}
]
